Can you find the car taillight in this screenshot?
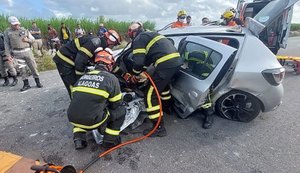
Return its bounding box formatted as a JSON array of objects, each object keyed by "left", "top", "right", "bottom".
[{"left": 262, "top": 68, "right": 285, "bottom": 86}]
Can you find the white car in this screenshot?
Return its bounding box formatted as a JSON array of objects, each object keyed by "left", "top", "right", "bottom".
[{"left": 114, "top": 0, "right": 297, "bottom": 122}]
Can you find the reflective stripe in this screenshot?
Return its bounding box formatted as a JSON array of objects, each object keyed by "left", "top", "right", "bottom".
[
  {"left": 108, "top": 93, "right": 122, "bottom": 102},
  {"left": 75, "top": 70, "right": 85, "bottom": 75},
  {"left": 72, "top": 86, "right": 109, "bottom": 98},
  {"left": 74, "top": 38, "right": 80, "bottom": 49},
  {"left": 146, "top": 35, "right": 165, "bottom": 53},
  {"left": 70, "top": 85, "right": 73, "bottom": 99},
  {"left": 201, "top": 103, "right": 212, "bottom": 109},
  {"left": 146, "top": 105, "right": 160, "bottom": 112},
  {"left": 112, "top": 66, "right": 119, "bottom": 73},
  {"left": 73, "top": 127, "right": 87, "bottom": 133},
  {"left": 161, "top": 90, "right": 170, "bottom": 95},
  {"left": 75, "top": 38, "right": 93, "bottom": 58},
  {"left": 154, "top": 53, "right": 180, "bottom": 66},
  {"left": 71, "top": 113, "right": 109, "bottom": 129},
  {"left": 133, "top": 48, "right": 146, "bottom": 54},
  {"left": 147, "top": 86, "right": 154, "bottom": 108},
  {"left": 161, "top": 95, "right": 171, "bottom": 100},
  {"left": 133, "top": 69, "right": 142, "bottom": 74},
  {"left": 149, "top": 113, "right": 160, "bottom": 119},
  {"left": 57, "top": 51, "right": 75, "bottom": 66},
  {"left": 201, "top": 73, "right": 209, "bottom": 77},
  {"left": 105, "top": 128, "right": 120, "bottom": 136},
  {"left": 12, "top": 47, "right": 31, "bottom": 53},
  {"left": 88, "top": 70, "right": 100, "bottom": 75},
  {"left": 79, "top": 47, "right": 93, "bottom": 58}
]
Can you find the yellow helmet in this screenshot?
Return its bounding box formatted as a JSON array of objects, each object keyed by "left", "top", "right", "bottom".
[
  {"left": 177, "top": 10, "right": 187, "bottom": 17},
  {"left": 223, "top": 11, "right": 234, "bottom": 19}
]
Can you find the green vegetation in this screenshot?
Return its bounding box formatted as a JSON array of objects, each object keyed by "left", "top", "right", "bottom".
[
  {"left": 291, "top": 23, "right": 300, "bottom": 31},
  {"left": 0, "top": 14, "right": 155, "bottom": 39},
  {"left": 34, "top": 54, "right": 57, "bottom": 72},
  {"left": 0, "top": 14, "right": 155, "bottom": 71}
]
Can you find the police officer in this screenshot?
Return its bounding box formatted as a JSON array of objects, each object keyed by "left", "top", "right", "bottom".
[
  {"left": 0, "top": 31, "right": 18, "bottom": 86},
  {"left": 126, "top": 22, "right": 183, "bottom": 137},
  {"left": 67, "top": 48, "right": 126, "bottom": 150},
  {"left": 4, "top": 16, "right": 43, "bottom": 91},
  {"left": 53, "top": 30, "right": 121, "bottom": 98}
]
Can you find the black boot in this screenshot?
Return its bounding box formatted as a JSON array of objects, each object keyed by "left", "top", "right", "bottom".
[
  {"left": 73, "top": 132, "right": 87, "bottom": 150},
  {"left": 74, "top": 139, "right": 87, "bottom": 150},
  {"left": 34, "top": 78, "right": 43, "bottom": 88},
  {"left": 162, "top": 99, "right": 173, "bottom": 115},
  {"left": 101, "top": 135, "right": 121, "bottom": 148},
  {"left": 11, "top": 76, "right": 18, "bottom": 86},
  {"left": 202, "top": 108, "right": 215, "bottom": 129},
  {"left": 143, "top": 120, "right": 167, "bottom": 137},
  {"left": 2, "top": 77, "right": 9, "bottom": 86},
  {"left": 20, "top": 79, "right": 31, "bottom": 91}
]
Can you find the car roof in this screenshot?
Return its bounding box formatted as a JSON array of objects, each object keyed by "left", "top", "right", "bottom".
[{"left": 159, "top": 26, "right": 245, "bottom": 37}]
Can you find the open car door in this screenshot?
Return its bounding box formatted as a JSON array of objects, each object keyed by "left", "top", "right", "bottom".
[
  {"left": 253, "top": 0, "right": 299, "bottom": 54},
  {"left": 171, "top": 36, "right": 237, "bottom": 118}
]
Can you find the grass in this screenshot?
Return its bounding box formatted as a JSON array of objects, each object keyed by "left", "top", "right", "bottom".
[
  {"left": 0, "top": 14, "right": 155, "bottom": 71},
  {"left": 34, "top": 54, "right": 57, "bottom": 72}
]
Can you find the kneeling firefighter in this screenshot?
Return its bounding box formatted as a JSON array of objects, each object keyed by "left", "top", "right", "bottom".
[
  {"left": 53, "top": 30, "right": 121, "bottom": 98},
  {"left": 67, "top": 48, "right": 126, "bottom": 150},
  {"left": 125, "top": 22, "right": 183, "bottom": 137}
]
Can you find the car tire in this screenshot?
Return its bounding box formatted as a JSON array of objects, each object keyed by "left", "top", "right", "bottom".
[{"left": 216, "top": 90, "right": 261, "bottom": 122}]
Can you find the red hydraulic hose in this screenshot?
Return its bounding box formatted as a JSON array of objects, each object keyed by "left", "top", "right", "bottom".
[{"left": 79, "top": 72, "right": 163, "bottom": 173}]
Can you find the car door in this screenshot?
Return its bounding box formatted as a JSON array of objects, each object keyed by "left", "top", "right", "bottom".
[
  {"left": 253, "top": 0, "right": 299, "bottom": 54},
  {"left": 171, "top": 36, "right": 237, "bottom": 118}
]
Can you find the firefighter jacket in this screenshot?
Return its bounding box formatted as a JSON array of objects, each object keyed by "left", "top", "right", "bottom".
[
  {"left": 171, "top": 21, "right": 188, "bottom": 28},
  {"left": 53, "top": 35, "right": 108, "bottom": 76},
  {"left": 67, "top": 68, "right": 125, "bottom": 131},
  {"left": 131, "top": 31, "right": 183, "bottom": 75}
]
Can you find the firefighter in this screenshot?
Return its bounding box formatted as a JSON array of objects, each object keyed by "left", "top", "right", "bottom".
[
  {"left": 67, "top": 48, "right": 126, "bottom": 150},
  {"left": 221, "top": 11, "right": 237, "bottom": 26},
  {"left": 185, "top": 51, "right": 215, "bottom": 129},
  {"left": 221, "top": 9, "right": 243, "bottom": 27},
  {"left": 171, "top": 10, "right": 188, "bottom": 28},
  {"left": 53, "top": 30, "right": 121, "bottom": 98},
  {"left": 126, "top": 22, "right": 183, "bottom": 137}
]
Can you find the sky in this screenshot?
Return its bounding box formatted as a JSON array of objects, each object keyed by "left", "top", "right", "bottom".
[{"left": 0, "top": 0, "right": 299, "bottom": 29}]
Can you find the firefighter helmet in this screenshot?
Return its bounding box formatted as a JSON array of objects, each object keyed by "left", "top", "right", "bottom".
[
  {"left": 127, "top": 22, "right": 143, "bottom": 39},
  {"left": 177, "top": 10, "right": 187, "bottom": 17},
  {"left": 223, "top": 11, "right": 234, "bottom": 20},
  {"left": 94, "top": 47, "right": 115, "bottom": 71},
  {"left": 104, "top": 30, "right": 121, "bottom": 46}
]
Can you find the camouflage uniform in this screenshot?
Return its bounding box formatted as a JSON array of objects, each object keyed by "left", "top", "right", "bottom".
[
  {"left": 0, "top": 32, "right": 17, "bottom": 86},
  {"left": 4, "top": 26, "right": 43, "bottom": 91}
]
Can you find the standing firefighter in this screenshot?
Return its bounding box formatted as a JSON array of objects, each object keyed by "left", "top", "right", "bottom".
[
  {"left": 126, "top": 22, "right": 183, "bottom": 137},
  {"left": 53, "top": 30, "right": 121, "bottom": 98},
  {"left": 0, "top": 31, "right": 18, "bottom": 86},
  {"left": 4, "top": 16, "right": 43, "bottom": 91},
  {"left": 67, "top": 48, "right": 126, "bottom": 150}
]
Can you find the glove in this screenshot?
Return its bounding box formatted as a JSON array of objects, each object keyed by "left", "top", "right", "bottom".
[
  {"left": 123, "top": 73, "right": 132, "bottom": 82},
  {"left": 130, "top": 75, "right": 139, "bottom": 84}
]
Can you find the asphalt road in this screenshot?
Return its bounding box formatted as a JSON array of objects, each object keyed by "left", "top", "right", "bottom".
[{"left": 0, "top": 38, "right": 300, "bottom": 173}]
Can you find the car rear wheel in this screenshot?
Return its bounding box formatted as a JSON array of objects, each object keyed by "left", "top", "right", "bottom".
[{"left": 216, "top": 90, "right": 261, "bottom": 122}]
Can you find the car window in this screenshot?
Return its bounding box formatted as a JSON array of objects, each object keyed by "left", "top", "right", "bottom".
[
  {"left": 205, "top": 37, "right": 240, "bottom": 49},
  {"left": 182, "top": 41, "right": 222, "bottom": 80}
]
